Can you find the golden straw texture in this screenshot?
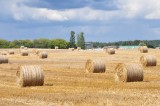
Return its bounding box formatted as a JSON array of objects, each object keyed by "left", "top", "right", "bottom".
[
  {"left": 140, "top": 55, "right": 157, "bottom": 66},
  {"left": 16, "top": 65, "right": 44, "bottom": 87},
  {"left": 139, "top": 46, "right": 148, "bottom": 53},
  {"left": 85, "top": 59, "right": 106, "bottom": 73},
  {"left": 8, "top": 50, "right": 14, "bottom": 55},
  {"left": 39, "top": 52, "right": 48, "bottom": 59},
  {"left": 107, "top": 48, "right": 115, "bottom": 55},
  {"left": 21, "top": 50, "right": 28, "bottom": 56},
  {"left": 115, "top": 63, "right": 143, "bottom": 82},
  {"left": 0, "top": 55, "right": 8, "bottom": 64}
]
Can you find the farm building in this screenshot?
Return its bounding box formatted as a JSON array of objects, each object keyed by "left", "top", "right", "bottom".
[{"left": 85, "top": 42, "right": 93, "bottom": 49}]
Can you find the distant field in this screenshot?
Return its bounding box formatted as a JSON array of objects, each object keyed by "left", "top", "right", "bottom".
[{"left": 0, "top": 48, "right": 160, "bottom": 106}]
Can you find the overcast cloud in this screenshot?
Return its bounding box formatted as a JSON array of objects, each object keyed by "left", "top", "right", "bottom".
[{"left": 0, "top": 0, "right": 160, "bottom": 42}]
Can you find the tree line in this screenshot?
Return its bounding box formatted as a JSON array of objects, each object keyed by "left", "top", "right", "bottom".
[
  {"left": 92, "top": 40, "right": 160, "bottom": 48},
  {"left": 0, "top": 31, "right": 85, "bottom": 49},
  {"left": 0, "top": 39, "right": 68, "bottom": 49},
  {"left": 0, "top": 33, "right": 159, "bottom": 49}
]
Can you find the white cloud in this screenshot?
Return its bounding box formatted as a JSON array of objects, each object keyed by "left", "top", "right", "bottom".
[
  {"left": 12, "top": 4, "right": 119, "bottom": 21},
  {"left": 12, "top": 5, "right": 68, "bottom": 21},
  {"left": 117, "top": 0, "right": 160, "bottom": 19},
  {"left": 0, "top": 0, "right": 36, "bottom": 17},
  {"left": 2, "top": 0, "right": 160, "bottom": 21},
  {"left": 145, "top": 11, "right": 160, "bottom": 19}
]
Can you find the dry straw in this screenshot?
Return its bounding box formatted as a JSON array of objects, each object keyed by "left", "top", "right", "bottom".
[
  {"left": 0, "top": 55, "right": 8, "bottom": 64},
  {"left": 115, "top": 63, "right": 143, "bottom": 82},
  {"left": 35, "top": 49, "right": 40, "bottom": 55},
  {"left": 16, "top": 65, "right": 44, "bottom": 87},
  {"left": 20, "top": 46, "right": 25, "bottom": 49},
  {"left": 21, "top": 50, "right": 28, "bottom": 56},
  {"left": 140, "top": 55, "right": 157, "bottom": 66},
  {"left": 24, "top": 47, "right": 28, "bottom": 50},
  {"left": 1, "top": 51, "right": 7, "bottom": 55},
  {"left": 85, "top": 59, "right": 106, "bottom": 73},
  {"left": 8, "top": 50, "right": 14, "bottom": 55},
  {"left": 55, "top": 46, "right": 59, "bottom": 49},
  {"left": 69, "top": 48, "right": 75, "bottom": 51},
  {"left": 139, "top": 46, "right": 148, "bottom": 53},
  {"left": 107, "top": 48, "right": 115, "bottom": 55},
  {"left": 77, "top": 47, "right": 81, "bottom": 51},
  {"left": 39, "top": 52, "right": 48, "bottom": 59}
]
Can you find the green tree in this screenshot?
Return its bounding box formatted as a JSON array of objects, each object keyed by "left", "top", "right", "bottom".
[
  {"left": 9, "top": 40, "right": 23, "bottom": 48},
  {"left": 33, "top": 38, "right": 51, "bottom": 48},
  {"left": 9, "top": 40, "right": 34, "bottom": 48},
  {"left": 22, "top": 40, "right": 34, "bottom": 48},
  {"left": 77, "top": 32, "right": 85, "bottom": 49},
  {"left": 139, "top": 42, "right": 146, "bottom": 46},
  {"left": 51, "top": 39, "right": 68, "bottom": 49},
  {"left": 133, "top": 40, "right": 141, "bottom": 45},
  {"left": 0, "top": 39, "right": 10, "bottom": 48},
  {"left": 69, "top": 31, "right": 76, "bottom": 48}
]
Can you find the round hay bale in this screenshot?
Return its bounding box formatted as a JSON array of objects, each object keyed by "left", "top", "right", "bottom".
[
  {"left": 20, "top": 46, "right": 25, "bottom": 49},
  {"left": 39, "top": 52, "right": 48, "bottom": 59},
  {"left": 139, "top": 46, "right": 148, "bottom": 53},
  {"left": 8, "top": 50, "right": 14, "bottom": 55},
  {"left": 21, "top": 50, "right": 28, "bottom": 56},
  {"left": 55, "top": 46, "right": 59, "bottom": 49},
  {"left": 69, "top": 48, "right": 75, "bottom": 51},
  {"left": 16, "top": 65, "right": 44, "bottom": 87},
  {"left": 0, "top": 55, "right": 8, "bottom": 64},
  {"left": 1, "top": 51, "right": 7, "bottom": 55},
  {"left": 115, "top": 63, "right": 143, "bottom": 82},
  {"left": 85, "top": 59, "right": 106, "bottom": 73},
  {"left": 140, "top": 55, "right": 157, "bottom": 66},
  {"left": 77, "top": 47, "right": 81, "bottom": 50},
  {"left": 107, "top": 48, "right": 115, "bottom": 55}
]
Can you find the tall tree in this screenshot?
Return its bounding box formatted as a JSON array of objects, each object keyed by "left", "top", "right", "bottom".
[
  {"left": 69, "top": 31, "right": 76, "bottom": 48},
  {"left": 77, "top": 32, "right": 85, "bottom": 49}
]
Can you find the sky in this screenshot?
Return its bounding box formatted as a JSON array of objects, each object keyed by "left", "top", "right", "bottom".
[{"left": 0, "top": 0, "right": 160, "bottom": 42}]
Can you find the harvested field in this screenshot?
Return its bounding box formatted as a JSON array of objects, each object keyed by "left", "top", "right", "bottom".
[{"left": 0, "top": 48, "right": 160, "bottom": 106}]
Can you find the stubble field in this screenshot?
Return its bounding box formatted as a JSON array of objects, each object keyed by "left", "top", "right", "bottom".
[{"left": 0, "top": 48, "right": 160, "bottom": 106}]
